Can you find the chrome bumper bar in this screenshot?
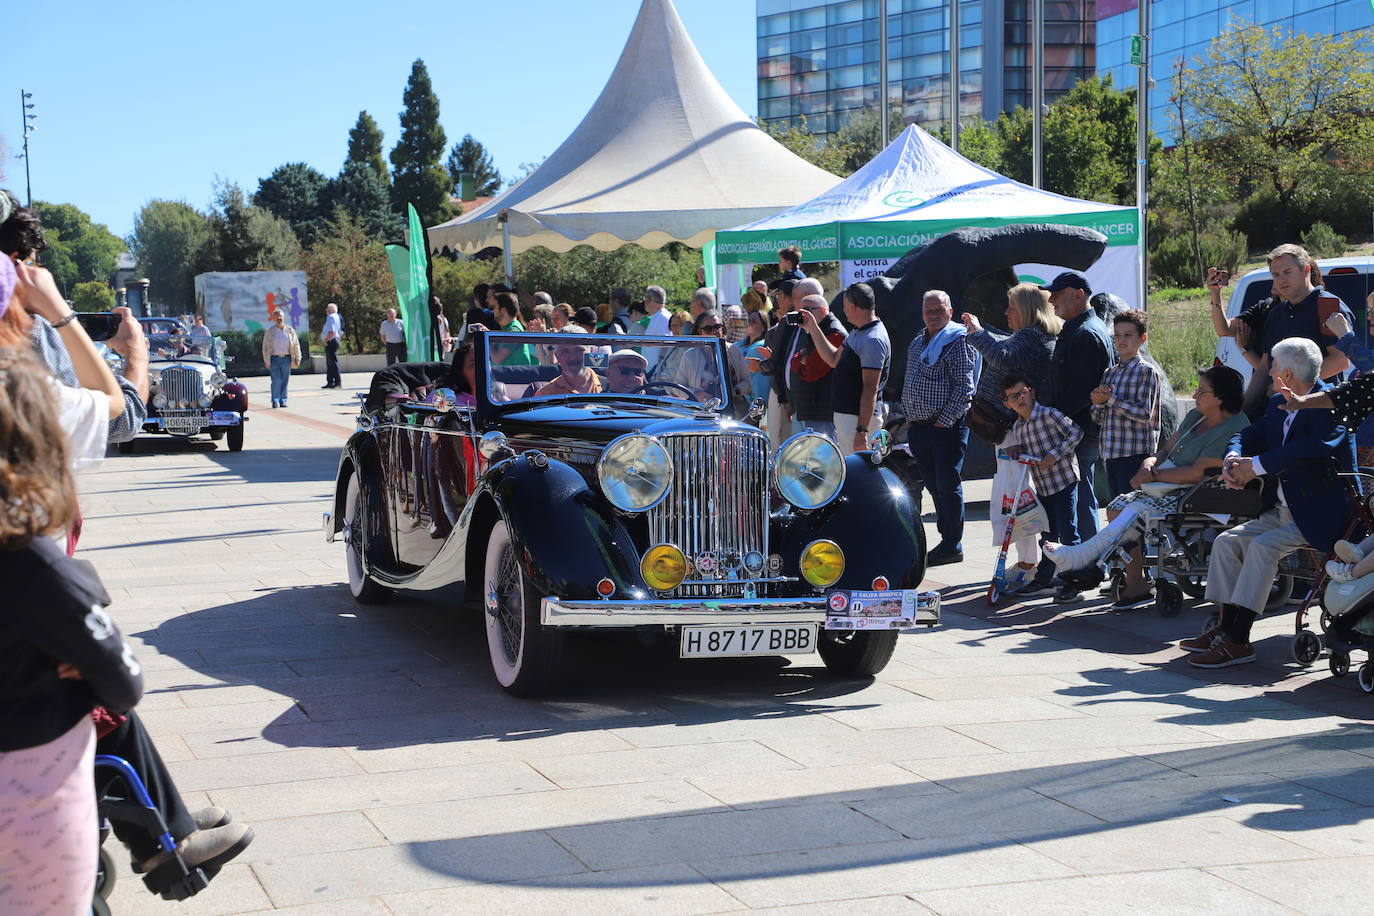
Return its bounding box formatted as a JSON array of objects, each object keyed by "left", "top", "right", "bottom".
[{"left": 541, "top": 596, "right": 827, "bottom": 627}]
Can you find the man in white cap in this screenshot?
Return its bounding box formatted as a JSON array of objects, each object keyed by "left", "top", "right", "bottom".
[{"left": 606, "top": 349, "right": 649, "bottom": 394}]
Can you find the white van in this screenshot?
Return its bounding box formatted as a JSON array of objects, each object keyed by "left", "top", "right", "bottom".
[{"left": 1215, "top": 256, "right": 1374, "bottom": 382}]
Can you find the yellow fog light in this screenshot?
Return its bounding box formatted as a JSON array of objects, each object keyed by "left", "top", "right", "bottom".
[
  {"left": 801, "top": 539, "right": 845, "bottom": 588},
  {"left": 641, "top": 544, "right": 687, "bottom": 591}
]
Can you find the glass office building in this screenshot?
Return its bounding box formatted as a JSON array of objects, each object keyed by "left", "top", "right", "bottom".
[
  {"left": 757, "top": 1, "right": 1098, "bottom": 139},
  {"left": 1097, "top": 0, "right": 1374, "bottom": 142}
]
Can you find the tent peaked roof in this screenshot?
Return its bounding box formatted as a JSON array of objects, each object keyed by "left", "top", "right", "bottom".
[
  {"left": 427, "top": 0, "right": 840, "bottom": 255},
  {"left": 731, "top": 124, "right": 1133, "bottom": 234}
]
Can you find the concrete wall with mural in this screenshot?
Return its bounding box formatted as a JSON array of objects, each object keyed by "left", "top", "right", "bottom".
[{"left": 194, "top": 271, "right": 310, "bottom": 334}]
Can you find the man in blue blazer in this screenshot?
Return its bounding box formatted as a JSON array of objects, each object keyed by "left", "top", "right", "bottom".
[{"left": 1187, "top": 337, "right": 1356, "bottom": 669}]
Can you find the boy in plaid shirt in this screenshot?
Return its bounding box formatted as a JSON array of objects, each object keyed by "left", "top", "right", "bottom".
[
  {"left": 1091, "top": 309, "right": 1163, "bottom": 497},
  {"left": 1001, "top": 370, "right": 1085, "bottom": 600}
]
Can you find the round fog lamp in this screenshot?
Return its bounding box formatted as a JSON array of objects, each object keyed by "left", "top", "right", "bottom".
[
  {"left": 152, "top": 393, "right": 166, "bottom": 409},
  {"left": 198, "top": 394, "right": 212, "bottom": 408},
  {"left": 801, "top": 539, "right": 845, "bottom": 588},
  {"left": 641, "top": 544, "right": 687, "bottom": 591}
]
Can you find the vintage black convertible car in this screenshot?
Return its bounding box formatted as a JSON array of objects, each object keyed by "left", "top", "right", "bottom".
[{"left": 324, "top": 330, "right": 929, "bottom": 695}]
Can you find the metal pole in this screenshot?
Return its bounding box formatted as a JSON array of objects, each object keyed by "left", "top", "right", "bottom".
[
  {"left": 879, "top": 0, "right": 889, "bottom": 146},
  {"left": 500, "top": 211, "right": 514, "bottom": 287},
  {"left": 1137, "top": 1, "right": 1151, "bottom": 309},
  {"left": 950, "top": 0, "right": 960, "bottom": 151},
  {"left": 20, "top": 90, "right": 34, "bottom": 206},
  {"left": 1031, "top": 0, "right": 1043, "bottom": 188}
]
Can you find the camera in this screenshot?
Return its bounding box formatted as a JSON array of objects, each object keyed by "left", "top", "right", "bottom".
[
  {"left": 75, "top": 312, "right": 123, "bottom": 342},
  {"left": 783, "top": 311, "right": 803, "bottom": 326}
]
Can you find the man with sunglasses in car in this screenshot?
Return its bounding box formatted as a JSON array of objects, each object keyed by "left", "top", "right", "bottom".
[{"left": 605, "top": 348, "right": 650, "bottom": 394}]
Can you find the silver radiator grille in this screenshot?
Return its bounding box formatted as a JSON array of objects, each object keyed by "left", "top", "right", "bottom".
[
  {"left": 648, "top": 432, "right": 769, "bottom": 596},
  {"left": 159, "top": 367, "right": 204, "bottom": 410}
]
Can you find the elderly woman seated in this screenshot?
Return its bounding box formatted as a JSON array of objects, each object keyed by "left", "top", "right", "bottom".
[{"left": 1044, "top": 364, "right": 1248, "bottom": 606}]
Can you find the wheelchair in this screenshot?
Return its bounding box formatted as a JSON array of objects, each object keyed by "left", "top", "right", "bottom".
[
  {"left": 92, "top": 754, "right": 216, "bottom": 914},
  {"left": 1099, "top": 469, "right": 1294, "bottom": 618}
]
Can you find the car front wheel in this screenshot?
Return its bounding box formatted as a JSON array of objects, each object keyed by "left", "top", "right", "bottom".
[
  {"left": 817, "top": 630, "right": 898, "bottom": 678},
  {"left": 344, "top": 472, "right": 393, "bottom": 605},
  {"left": 226, "top": 424, "right": 244, "bottom": 451},
  {"left": 483, "top": 519, "right": 563, "bottom": 696}
]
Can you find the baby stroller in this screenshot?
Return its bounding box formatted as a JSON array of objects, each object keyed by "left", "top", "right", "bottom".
[
  {"left": 93, "top": 754, "right": 217, "bottom": 913},
  {"left": 1098, "top": 469, "right": 1288, "bottom": 617},
  {"left": 1288, "top": 469, "right": 1374, "bottom": 675}
]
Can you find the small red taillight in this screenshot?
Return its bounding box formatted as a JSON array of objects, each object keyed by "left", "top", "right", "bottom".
[
  {"left": 1327, "top": 266, "right": 1358, "bottom": 275},
  {"left": 872, "top": 577, "right": 890, "bottom": 591},
  {"left": 596, "top": 578, "right": 615, "bottom": 597}
]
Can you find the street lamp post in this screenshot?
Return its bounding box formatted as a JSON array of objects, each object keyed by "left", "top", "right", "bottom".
[
  {"left": 19, "top": 90, "right": 37, "bottom": 206},
  {"left": 950, "top": 0, "right": 960, "bottom": 151},
  {"left": 1136, "top": 2, "right": 1151, "bottom": 310},
  {"left": 1031, "top": 0, "right": 1043, "bottom": 188},
  {"left": 879, "top": 0, "right": 889, "bottom": 146}
]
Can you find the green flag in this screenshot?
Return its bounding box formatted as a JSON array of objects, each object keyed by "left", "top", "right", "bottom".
[{"left": 384, "top": 203, "right": 435, "bottom": 362}]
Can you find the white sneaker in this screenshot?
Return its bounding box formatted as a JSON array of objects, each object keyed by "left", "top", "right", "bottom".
[
  {"left": 1326, "top": 559, "right": 1357, "bottom": 583},
  {"left": 1335, "top": 540, "right": 1365, "bottom": 564}
]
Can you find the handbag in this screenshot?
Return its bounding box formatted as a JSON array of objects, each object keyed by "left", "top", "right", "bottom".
[{"left": 967, "top": 397, "right": 1015, "bottom": 445}]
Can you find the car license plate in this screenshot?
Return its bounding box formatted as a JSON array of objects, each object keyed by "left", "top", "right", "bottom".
[
  {"left": 680, "top": 624, "right": 817, "bottom": 658},
  {"left": 209, "top": 411, "right": 240, "bottom": 426}
]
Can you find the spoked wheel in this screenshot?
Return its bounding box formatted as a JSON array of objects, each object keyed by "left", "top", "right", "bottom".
[
  {"left": 1360, "top": 662, "right": 1374, "bottom": 694},
  {"left": 1175, "top": 573, "right": 1206, "bottom": 599},
  {"left": 483, "top": 520, "right": 563, "bottom": 696},
  {"left": 1291, "top": 628, "right": 1322, "bottom": 666},
  {"left": 818, "top": 630, "right": 898, "bottom": 678},
  {"left": 1106, "top": 571, "right": 1126, "bottom": 605},
  {"left": 1329, "top": 651, "right": 1351, "bottom": 678},
  {"left": 1155, "top": 580, "right": 1184, "bottom": 618},
  {"left": 1320, "top": 607, "right": 1334, "bottom": 634},
  {"left": 343, "top": 472, "right": 393, "bottom": 605},
  {"left": 95, "top": 847, "right": 116, "bottom": 899},
  {"left": 1265, "top": 574, "right": 1295, "bottom": 612}
]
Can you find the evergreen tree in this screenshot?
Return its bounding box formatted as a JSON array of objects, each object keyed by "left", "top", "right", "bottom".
[
  {"left": 346, "top": 111, "right": 389, "bottom": 188},
  {"left": 199, "top": 181, "right": 301, "bottom": 274},
  {"left": 253, "top": 162, "right": 330, "bottom": 246},
  {"left": 128, "top": 199, "right": 209, "bottom": 312},
  {"left": 389, "top": 59, "right": 452, "bottom": 226},
  {"left": 445, "top": 134, "right": 502, "bottom": 198},
  {"left": 326, "top": 162, "right": 404, "bottom": 242}
]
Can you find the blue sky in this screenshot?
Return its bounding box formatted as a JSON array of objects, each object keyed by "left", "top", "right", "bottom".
[{"left": 3, "top": 0, "right": 757, "bottom": 241}]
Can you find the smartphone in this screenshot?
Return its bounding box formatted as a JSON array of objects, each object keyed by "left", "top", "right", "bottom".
[
  {"left": 1318, "top": 295, "right": 1342, "bottom": 324},
  {"left": 75, "top": 312, "right": 123, "bottom": 341}
]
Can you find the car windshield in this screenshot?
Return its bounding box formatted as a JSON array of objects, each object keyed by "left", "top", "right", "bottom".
[
  {"left": 147, "top": 332, "right": 220, "bottom": 364},
  {"left": 480, "top": 332, "right": 729, "bottom": 408}
]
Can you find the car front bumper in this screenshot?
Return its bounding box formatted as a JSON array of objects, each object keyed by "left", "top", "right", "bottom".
[{"left": 541, "top": 596, "right": 828, "bottom": 627}]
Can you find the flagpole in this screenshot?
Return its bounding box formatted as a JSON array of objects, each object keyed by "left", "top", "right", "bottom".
[
  {"left": 949, "top": 0, "right": 960, "bottom": 151},
  {"left": 1136, "top": 0, "right": 1151, "bottom": 309},
  {"left": 1031, "top": 0, "right": 1043, "bottom": 188},
  {"left": 879, "top": 0, "right": 889, "bottom": 145}
]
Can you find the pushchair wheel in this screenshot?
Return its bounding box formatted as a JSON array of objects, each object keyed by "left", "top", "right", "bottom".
[
  {"left": 1291, "top": 629, "right": 1322, "bottom": 666},
  {"left": 1155, "top": 581, "right": 1184, "bottom": 618},
  {"left": 1360, "top": 662, "right": 1374, "bottom": 694},
  {"left": 986, "top": 583, "right": 1002, "bottom": 606},
  {"left": 95, "top": 847, "right": 116, "bottom": 899},
  {"left": 1320, "top": 607, "right": 1334, "bottom": 634},
  {"left": 1264, "top": 574, "right": 1295, "bottom": 611},
  {"left": 1176, "top": 574, "right": 1205, "bottom": 599},
  {"left": 1329, "top": 651, "right": 1351, "bottom": 678},
  {"left": 1106, "top": 571, "right": 1126, "bottom": 605}
]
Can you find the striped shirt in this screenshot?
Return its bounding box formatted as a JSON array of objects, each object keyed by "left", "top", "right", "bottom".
[
  {"left": 1090, "top": 355, "right": 1162, "bottom": 459},
  {"left": 1012, "top": 403, "right": 1083, "bottom": 496},
  {"left": 901, "top": 328, "right": 976, "bottom": 427}
]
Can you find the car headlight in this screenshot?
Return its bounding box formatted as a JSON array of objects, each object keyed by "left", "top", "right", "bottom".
[
  {"left": 775, "top": 433, "right": 845, "bottom": 509},
  {"left": 210, "top": 371, "right": 227, "bottom": 388},
  {"left": 597, "top": 434, "right": 672, "bottom": 512},
  {"left": 641, "top": 544, "right": 687, "bottom": 591},
  {"left": 801, "top": 539, "right": 845, "bottom": 587},
  {"left": 198, "top": 394, "right": 212, "bottom": 408},
  {"left": 152, "top": 392, "right": 166, "bottom": 409}
]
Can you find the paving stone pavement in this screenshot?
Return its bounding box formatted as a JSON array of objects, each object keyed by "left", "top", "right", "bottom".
[{"left": 86, "top": 371, "right": 1374, "bottom": 914}]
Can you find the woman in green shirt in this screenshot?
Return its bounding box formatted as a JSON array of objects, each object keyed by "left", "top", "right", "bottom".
[{"left": 1045, "top": 365, "right": 1248, "bottom": 600}]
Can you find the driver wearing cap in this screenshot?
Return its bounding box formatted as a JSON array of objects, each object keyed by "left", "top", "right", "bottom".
[
  {"left": 537, "top": 327, "right": 603, "bottom": 396},
  {"left": 606, "top": 349, "right": 649, "bottom": 394}
]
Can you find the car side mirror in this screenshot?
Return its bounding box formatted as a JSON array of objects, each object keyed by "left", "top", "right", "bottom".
[
  {"left": 479, "top": 430, "right": 513, "bottom": 461},
  {"left": 427, "top": 387, "right": 457, "bottom": 413},
  {"left": 866, "top": 428, "right": 892, "bottom": 465}
]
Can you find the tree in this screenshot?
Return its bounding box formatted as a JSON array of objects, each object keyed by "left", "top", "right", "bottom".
[
  {"left": 346, "top": 111, "right": 389, "bottom": 188},
  {"left": 302, "top": 209, "right": 396, "bottom": 353},
  {"left": 1178, "top": 22, "right": 1374, "bottom": 239},
  {"left": 72, "top": 281, "right": 116, "bottom": 312},
  {"left": 128, "top": 199, "right": 209, "bottom": 312},
  {"left": 513, "top": 243, "right": 700, "bottom": 311},
  {"left": 253, "top": 162, "right": 330, "bottom": 245},
  {"left": 31, "top": 201, "right": 124, "bottom": 294},
  {"left": 445, "top": 134, "right": 502, "bottom": 198},
  {"left": 200, "top": 181, "right": 302, "bottom": 274},
  {"left": 430, "top": 255, "right": 503, "bottom": 325},
  {"left": 326, "top": 161, "right": 403, "bottom": 242},
  {"left": 389, "top": 59, "right": 452, "bottom": 226}
]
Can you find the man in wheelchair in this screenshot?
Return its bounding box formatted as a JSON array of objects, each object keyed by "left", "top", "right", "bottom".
[{"left": 1186, "top": 337, "right": 1356, "bottom": 668}]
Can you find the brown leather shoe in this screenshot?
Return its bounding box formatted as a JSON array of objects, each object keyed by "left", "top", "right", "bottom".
[
  {"left": 1187, "top": 638, "right": 1255, "bottom": 669},
  {"left": 1178, "top": 626, "right": 1224, "bottom": 653}
]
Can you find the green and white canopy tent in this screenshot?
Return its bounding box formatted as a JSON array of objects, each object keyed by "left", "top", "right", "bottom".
[{"left": 714, "top": 124, "right": 1142, "bottom": 307}]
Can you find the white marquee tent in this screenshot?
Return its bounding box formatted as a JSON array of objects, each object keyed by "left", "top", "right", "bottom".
[
  {"left": 426, "top": 0, "right": 840, "bottom": 258},
  {"left": 716, "top": 124, "right": 1143, "bottom": 307}
]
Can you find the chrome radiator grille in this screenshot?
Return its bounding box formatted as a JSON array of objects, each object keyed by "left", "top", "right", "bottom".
[
  {"left": 648, "top": 432, "right": 769, "bottom": 596},
  {"left": 159, "top": 367, "right": 203, "bottom": 410}
]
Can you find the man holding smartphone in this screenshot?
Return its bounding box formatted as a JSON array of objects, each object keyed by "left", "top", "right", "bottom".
[{"left": 1250, "top": 245, "right": 1353, "bottom": 396}]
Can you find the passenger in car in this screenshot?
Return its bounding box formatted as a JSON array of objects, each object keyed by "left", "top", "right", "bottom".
[{"left": 535, "top": 327, "right": 604, "bottom": 396}]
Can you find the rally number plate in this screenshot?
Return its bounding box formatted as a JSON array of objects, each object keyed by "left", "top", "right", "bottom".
[
  {"left": 209, "top": 411, "right": 241, "bottom": 426},
  {"left": 679, "top": 624, "right": 817, "bottom": 659}
]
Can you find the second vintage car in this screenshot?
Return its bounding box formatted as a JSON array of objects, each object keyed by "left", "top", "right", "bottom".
[
  {"left": 324, "top": 330, "right": 931, "bottom": 695},
  {"left": 118, "top": 332, "right": 249, "bottom": 452}
]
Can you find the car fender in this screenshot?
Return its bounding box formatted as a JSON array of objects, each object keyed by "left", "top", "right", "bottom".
[
  {"left": 461, "top": 452, "right": 641, "bottom": 601},
  {"left": 331, "top": 432, "right": 394, "bottom": 574},
  {"left": 213, "top": 380, "right": 248, "bottom": 412},
  {"left": 773, "top": 456, "right": 926, "bottom": 590}
]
